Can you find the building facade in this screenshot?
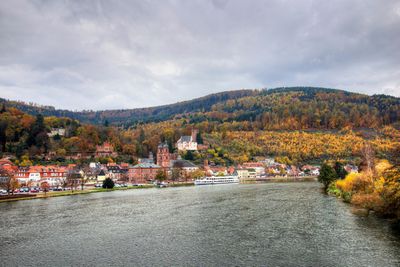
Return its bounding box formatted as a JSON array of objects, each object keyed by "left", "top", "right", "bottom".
[
  {"left": 95, "top": 141, "right": 118, "bottom": 158},
  {"left": 176, "top": 129, "right": 198, "bottom": 151}
]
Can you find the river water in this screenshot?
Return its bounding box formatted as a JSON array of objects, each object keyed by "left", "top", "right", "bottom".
[{"left": 0, "top": 182, "right": 399, "bottom": 266}]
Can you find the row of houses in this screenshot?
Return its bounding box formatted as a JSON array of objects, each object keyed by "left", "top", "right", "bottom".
[{"left": 1, "top": 145, "right": 360, "bottom": 187}]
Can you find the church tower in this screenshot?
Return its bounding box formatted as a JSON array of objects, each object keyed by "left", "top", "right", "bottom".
[{"left": 157, "top": 141, "right": 171, "bottom": 168}]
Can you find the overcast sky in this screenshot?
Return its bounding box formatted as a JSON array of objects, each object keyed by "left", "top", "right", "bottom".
[{"left": 0, "top": 0, "right": 399, "bottom": 110}]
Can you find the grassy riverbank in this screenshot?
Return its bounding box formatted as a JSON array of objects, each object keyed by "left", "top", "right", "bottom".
[
  {"left": 0, "top": 184, "right": 157, "bottom": 203},
  {"left": 0, "top": 179, "right": 320, "bottom": 203}
]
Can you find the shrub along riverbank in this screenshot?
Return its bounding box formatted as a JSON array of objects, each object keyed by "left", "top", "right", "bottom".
[{"left": 319, "top": 157, "right": 400, "bottom": 221}]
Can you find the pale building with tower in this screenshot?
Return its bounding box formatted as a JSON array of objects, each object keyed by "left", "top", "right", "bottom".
[{"left": 176, "top": 129, "right": 198, "bottom": 151}]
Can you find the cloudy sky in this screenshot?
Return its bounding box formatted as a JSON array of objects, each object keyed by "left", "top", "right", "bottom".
[{"left": 0, "top": 0, "right": 399, "bottom": 110}]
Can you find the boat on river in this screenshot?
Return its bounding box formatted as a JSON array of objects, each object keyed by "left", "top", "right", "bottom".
[{"left": 194, "top": 175, "right": 240, "bottom": 185}]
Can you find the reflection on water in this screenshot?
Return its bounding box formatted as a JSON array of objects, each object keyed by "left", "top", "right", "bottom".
[{"left": 0, "top": 182, "right": 399, "bottom": 266}]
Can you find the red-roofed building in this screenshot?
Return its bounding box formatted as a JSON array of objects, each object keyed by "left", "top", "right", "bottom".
[
  {"left": 96, "top": 141, "right": 118, "bottom": 158},
  {"left": 15, "top": 165, "right": 69, "bottom": 186},
  {"left": 0, "top": 158, "right": 18, "bottom": 172}
]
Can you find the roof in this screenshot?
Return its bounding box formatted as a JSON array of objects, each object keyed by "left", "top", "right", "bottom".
[
  {"left": 178, "top": 136, "right": 192, "bottom": 143},
  {"left": 107, "top": 165, "right": 121, "bottom": 171},
  {"left": 139, "top": 158, "right": 154, "bottom": 164},
  {"left": 132, "top": 163, "right": 161, "bottom": 169},
  {"left": 0, "top": 158, "right": 14, "bottom": 166},
  {"left": 158, "top": 141, "right": 169, "bottom": 148},
  {"left": 171, "top": 160, "right": 198, "bottom": 168}
]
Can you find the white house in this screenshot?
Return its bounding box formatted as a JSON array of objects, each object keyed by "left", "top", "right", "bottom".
[
  {"left": 237, "top": 169, "right": 249, "bottom": 179},
  {"left": 176, "top": 129, "right": 198, "bottom": 151},
  {"left": 311, "top": 169, "right": 320, "bottom": 176},
  {"left": 48, "top": 128, "right": 66, "bottom": 137}
]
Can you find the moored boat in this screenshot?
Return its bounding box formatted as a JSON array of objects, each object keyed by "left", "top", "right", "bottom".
[{"left": 194, "top": 175, "right": 240, "bottom": 185}]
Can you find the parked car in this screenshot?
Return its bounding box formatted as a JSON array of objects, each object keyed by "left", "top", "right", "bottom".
[
  {"left": 52, "top": 188, "right": 63, "bottom": 191},
  {"left": 30, "top": 188, "right": 39, "bottom": 193},
  {"left": 0, "top": 189, "right": 7, "bottom": 194}
]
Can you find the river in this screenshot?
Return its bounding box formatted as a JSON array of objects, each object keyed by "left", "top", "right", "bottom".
[{"left": 0, "top": 182, "right": 399, "bottom": 266}]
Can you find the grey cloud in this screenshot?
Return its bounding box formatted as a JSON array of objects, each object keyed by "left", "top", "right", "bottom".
[{"left": 0, "top": 0, "right": 399, "bottom": 110}]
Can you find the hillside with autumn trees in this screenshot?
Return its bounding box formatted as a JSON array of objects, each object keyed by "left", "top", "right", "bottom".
[
  {"left": 1, "top": 87, "right": 399, "bottom": 127},
  {"left": 0, "top": 87, "right": 399, "bottom": 167}
]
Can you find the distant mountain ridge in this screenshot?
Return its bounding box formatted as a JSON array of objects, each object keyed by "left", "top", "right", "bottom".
[
  {"left": 0, "top": 89, "right": 257, "bottom": 125},
  {"left": 1, "top": 87, "right": 399, "bottom": 127}
]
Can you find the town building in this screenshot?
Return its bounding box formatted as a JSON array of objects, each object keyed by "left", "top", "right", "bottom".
[
  {"left": 97, "top": 170, "right": 106, "bottom": 182},
  {"left": 0, "top": 158, "right": 18, "bottom": 173},
  {"left": 129, "top": 162, "right": 162, "bottom": 184},
  {"left": 344, "top": 164, "right": 358, "bottom": 173},
  {"left": 176, "top": 129, "right": 198, "bottom": 151},
  {"left": 157, "top": 142, "right": 172, "bottom": 168},
  {"left": 106, "top": 163, "right": 128, "bottom": 181},
  {"left": 95, "top": 141, "right": 118, "bottom": 158},
  {"left": 14, "top": 165, "right": 68, "bottom": 186},
  {"left": 203, "top": 160, "right": 228, "bottom": 176},
  {"left": 236, "top": 169, "right": 250, "bottom": 179},
  {"left": 242, "top": 162, "right": 266, "bottom": 177},
  {"left": 129, "top": 151, "right": 163, "bottom": 184},
  {"left": 170, "top": 159, "right": 199, "bottom": 177},
  {"left": 48, "top": 128, "right": 66, "bottom": 137}
]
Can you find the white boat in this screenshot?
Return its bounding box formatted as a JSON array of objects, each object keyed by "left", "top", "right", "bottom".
[{"left": 194, "top": 175, "right": 240, "bottom": 185}]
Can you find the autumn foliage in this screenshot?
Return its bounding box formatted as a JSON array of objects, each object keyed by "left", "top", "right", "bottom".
[{"left": 334, "top": 160, "right": 400, "bottom": 219}]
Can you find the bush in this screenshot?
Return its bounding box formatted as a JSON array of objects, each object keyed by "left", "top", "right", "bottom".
[
  {"left": 318, "top": 163, "right": 338, "bottom": 190},
  {"left": 155, "top": 170, "right": 167, "bottom": 181},
  {"left": 102, "top": 178, "right": 115, "bottom": 189},
  {"left": 351, "top": 192, "right": 384, "bottom": 210},
  {"left": 327, "top": 183, "right": 341, "bottom": 197}
]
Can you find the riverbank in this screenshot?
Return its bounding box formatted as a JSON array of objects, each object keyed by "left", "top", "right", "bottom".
[
  {"left": 325, "top": 161, "right": 400, "bottom": 221},
  {"left": 0, "top": 183, "right": 195, "bottom": 203},
  {"left": 0, "top": 178, "right": 321, "bottom": 203},
  {"left": 241, "top": 176, "right": 317, "bottom": 183}
]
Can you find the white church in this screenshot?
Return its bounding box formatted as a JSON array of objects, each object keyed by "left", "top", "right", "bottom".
[{"left": 176, "top": 129, "right": 198, "bottom": 151}]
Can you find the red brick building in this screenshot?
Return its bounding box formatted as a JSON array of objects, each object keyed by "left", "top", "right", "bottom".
[
  {"left": 128, "top": 162, "right": 162, "bottom": 184},
  {"left": 95, "top": 141, "right": 118, "bottom": 158},
  {"left": 156, "top": 141, "right": 177, "bottom": 168}
]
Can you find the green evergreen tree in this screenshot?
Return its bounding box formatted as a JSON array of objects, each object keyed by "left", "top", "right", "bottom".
[
  {"left": 334, "top": 162, "right": 348, "bottom": 179},
  {"left": 184, "top": 150, "right": 194, "bottom": 161},
  {"left": 0, "top": 103, "right": 6, "bottom": 113},
  {"left": 27, "top": 114, "right": 49, "bottom": 153},
  {"left": 196, "top": 131, "right": 203, "bottom": 144},
  {"left": 102, "top": 178, "right": 115, "bottom": 189},
  {"left": 136, "top": 128, "right": 146, "bottom": 157},
  {"left": 0, "top": 121, "right": 7, "bottom": 152},
  {"left": 318, "top": 163, "right": 338, "bottom": 190}
]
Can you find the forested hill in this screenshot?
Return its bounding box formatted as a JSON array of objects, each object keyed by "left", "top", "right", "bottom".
[
  {"left": 1, "top": 87, "right": 399, "bottom": 128},
  {"left": 0, "top": 89, "right": 257, "bottom": 125}
]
